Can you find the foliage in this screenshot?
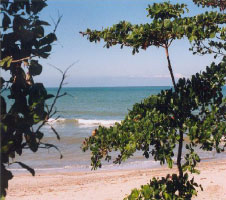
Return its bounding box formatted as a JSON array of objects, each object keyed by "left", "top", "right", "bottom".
[
  {"left": 191, "top": 1, "right": 226, "bottom": 59},
  {"left": 82, "top": 57, "right": 226, "bottom": 169},
  {"left": 0, "top": 0, "right": 64, "bottom": 198},
  {"left": 81, "top": 1, "right": 226, "bottom": 199},
  {"left": 80, "top": 3, "right": 225, "bottom": 52},
  {"left": 124, "top": 173, "right": 202, "bottom": 200},
  {"left": 81, "top": 2, "right": 225, "bottom": 87},
  {"left": 192, "top": 0, "right": 226, "bottom": 11}
]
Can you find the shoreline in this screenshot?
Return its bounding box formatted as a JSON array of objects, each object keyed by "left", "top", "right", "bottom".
[{"left": 6, "top": 159, "right": 226, "bottom": 200}]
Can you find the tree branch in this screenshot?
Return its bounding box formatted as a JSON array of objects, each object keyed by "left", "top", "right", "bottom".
[
  {"left": 164, "top": 45, "right": 177, "bottom": 90},
  {"left": 177, "top": 130, "right": 184, "bottom": 179},
  {"left": 35, "top": 62, "right": 77, "bottom": 133},
  {"left": 51, "top": 11, "right": 63, "bottom": 33},
  {"left": 10, "top": 56, "right": 34, "bottom": 63}
]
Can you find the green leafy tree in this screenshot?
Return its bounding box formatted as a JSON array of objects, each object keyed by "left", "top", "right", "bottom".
[
  {"left": 193, "top": 0, "right": 226, "bottom": 10},
  {"left": 81, "top": 1, "right": 226, "bottom": 199},
  {"left": 0, "top": 0, "right": 65, "bottom": 198}
]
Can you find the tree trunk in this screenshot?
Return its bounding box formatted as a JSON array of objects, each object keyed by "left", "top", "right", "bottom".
[
  {"left": 177, "top": 130, "right": 184, "bottom": 178},
  {"left": 164, "top": 45, "right": 177, "bottom": 89},
  {"left": 164, "top": 44, "right": 184, "bottom": 195}
]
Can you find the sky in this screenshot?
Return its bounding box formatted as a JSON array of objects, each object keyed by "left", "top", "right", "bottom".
[{"left": 23, "top": 0, "right": 222, "bottom": 86}]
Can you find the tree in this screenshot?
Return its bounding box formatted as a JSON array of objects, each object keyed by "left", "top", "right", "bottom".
[
  {"left": 0, "top": 0, "right": 65, "bottom": 198},
  {"left": 81, "top": 1, "right": 226, "bottom": 199},
  {"left": 193, "top": 0, "right": 226, "bottom": 11}
]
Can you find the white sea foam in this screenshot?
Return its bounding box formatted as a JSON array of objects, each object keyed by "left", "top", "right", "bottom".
[
  {"left": 77, "top": 119, "right": 121, "bottom": 127},
  {"left": 47, "top": 118, "right": 121, "bottom": 127}
]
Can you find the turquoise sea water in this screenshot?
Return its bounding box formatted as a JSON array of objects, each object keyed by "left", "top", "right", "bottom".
[{"left": 4, "top": 86, "right": 226, "bottom": 173}]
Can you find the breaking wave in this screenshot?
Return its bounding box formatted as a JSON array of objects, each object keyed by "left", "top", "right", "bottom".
[{"left": 47, "top": 118, "right": 121, "bottom": 127}]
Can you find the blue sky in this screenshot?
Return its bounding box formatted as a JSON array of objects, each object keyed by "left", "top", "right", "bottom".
[{"left": 32, "top": 0, "right": 219, "bottom": 87}]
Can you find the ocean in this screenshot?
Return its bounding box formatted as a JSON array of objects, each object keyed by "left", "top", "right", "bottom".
[{"left": 4, "top": 86, "right": 226, "bottom": 173}]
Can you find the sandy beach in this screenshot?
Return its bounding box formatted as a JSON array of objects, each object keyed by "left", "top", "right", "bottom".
[{"left": 5, "top": 159, "right": 226, "bottom": 200}]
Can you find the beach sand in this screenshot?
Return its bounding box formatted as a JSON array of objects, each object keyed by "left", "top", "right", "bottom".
[{"left": 6, "top": 159, "right": 226, "bottom": 200}]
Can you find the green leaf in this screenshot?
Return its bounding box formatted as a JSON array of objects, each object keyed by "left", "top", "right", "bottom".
[
  {"left": 33, "top": 113, "right": 41, "bottom": 123},
  {"left": 29, "top": 83, "right": 47, "bottom": 106},
  {"left": 209, "top": 32, "right": 215, "bottom": 38},
  {"left": 40, "top": 44, "right": 52, "bottom": 53},
  {"left": 0, "top": 56, "right": 12, "bottom": 68},
  {"left": 167, "top": 158, "right": 173, "bottom": 168},
  {"left": 2, "top": 13, "right": 11, "bottom": 31},
  {"left": 164, "top": 19, "right": 172, "bottom": 28},
  {"left": 1, "top": 141, "right": 13, "bottom": 153},
  {"left": 34, "top": 26, "right": 44, "bottom": 38},
  {"left": 35, "top": 20, "right": 50, "bottom": 26},
  {"left": 29, "top": 60, "right": 42, "bottom": 76},
  {"left": 30, "top": 1, "right": 47, "bottom": 14},
  {"left": 38, "top": 33, "right": 57, "bottom": 47}
]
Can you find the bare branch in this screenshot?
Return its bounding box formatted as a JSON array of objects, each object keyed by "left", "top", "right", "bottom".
[
  {"left": 201, "top": 41, "right": 226, "bottom": 56},
  {"left": 39, "top": 142, "right": 63, "bottom": 159},
  {"left": 3, "top": 56, "right": 35, "bottom": 64},
  {"left": 168, "top": 38, "right": 174, "bottom": 47},
  {"left": 48, "top": 63, "right": 64, "bottom": 74},
  {"left": 50, "top": 11, "right": 63, "bottom": 33},
  {"left": 35, "top": 61, "right": 78, "bottom": 133}
]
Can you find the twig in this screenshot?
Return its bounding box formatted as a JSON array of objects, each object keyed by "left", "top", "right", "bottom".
[
  {"left": 35, "top": 61, "right": 78, "bottom": 133},
  {"left": 2, "top": 56, "right": 35, "bottom": 64},
  {"left": 39, "top": 142, "right": 63, "bottom": 158},
  {"left": 201, "top": 41, "right": 226, "bottom": 56},
  {"left": 168, "top": 38, "right": 174, "bottom": 47},
  {"left": 51, "top": 11, "right": 63, "bottom": 33}
]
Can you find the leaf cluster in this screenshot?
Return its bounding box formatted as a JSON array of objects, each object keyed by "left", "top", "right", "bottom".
[
  {"left": 81, "top": 2, "right": 226, "bottom": 54},
  {"left": 1, "top": 0, "right": 57, "bottom": 67},
  {"left": 192, "top": 0, "right": 226, "bottom": 11},
  {"left": 81, "top": 1, "right": 226, "bottom": 199},
  {"left": 0, "top": 0, "right": 62, "bottom": 197},
  {"left": 146, "top": 2, "right": 188, "bottom": 20},
  {"left": 82, "top": 57, "right": 226, "bottom": 171},
  {"left": 124, "top": 173, "right": 202, "bottom": 200}
]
